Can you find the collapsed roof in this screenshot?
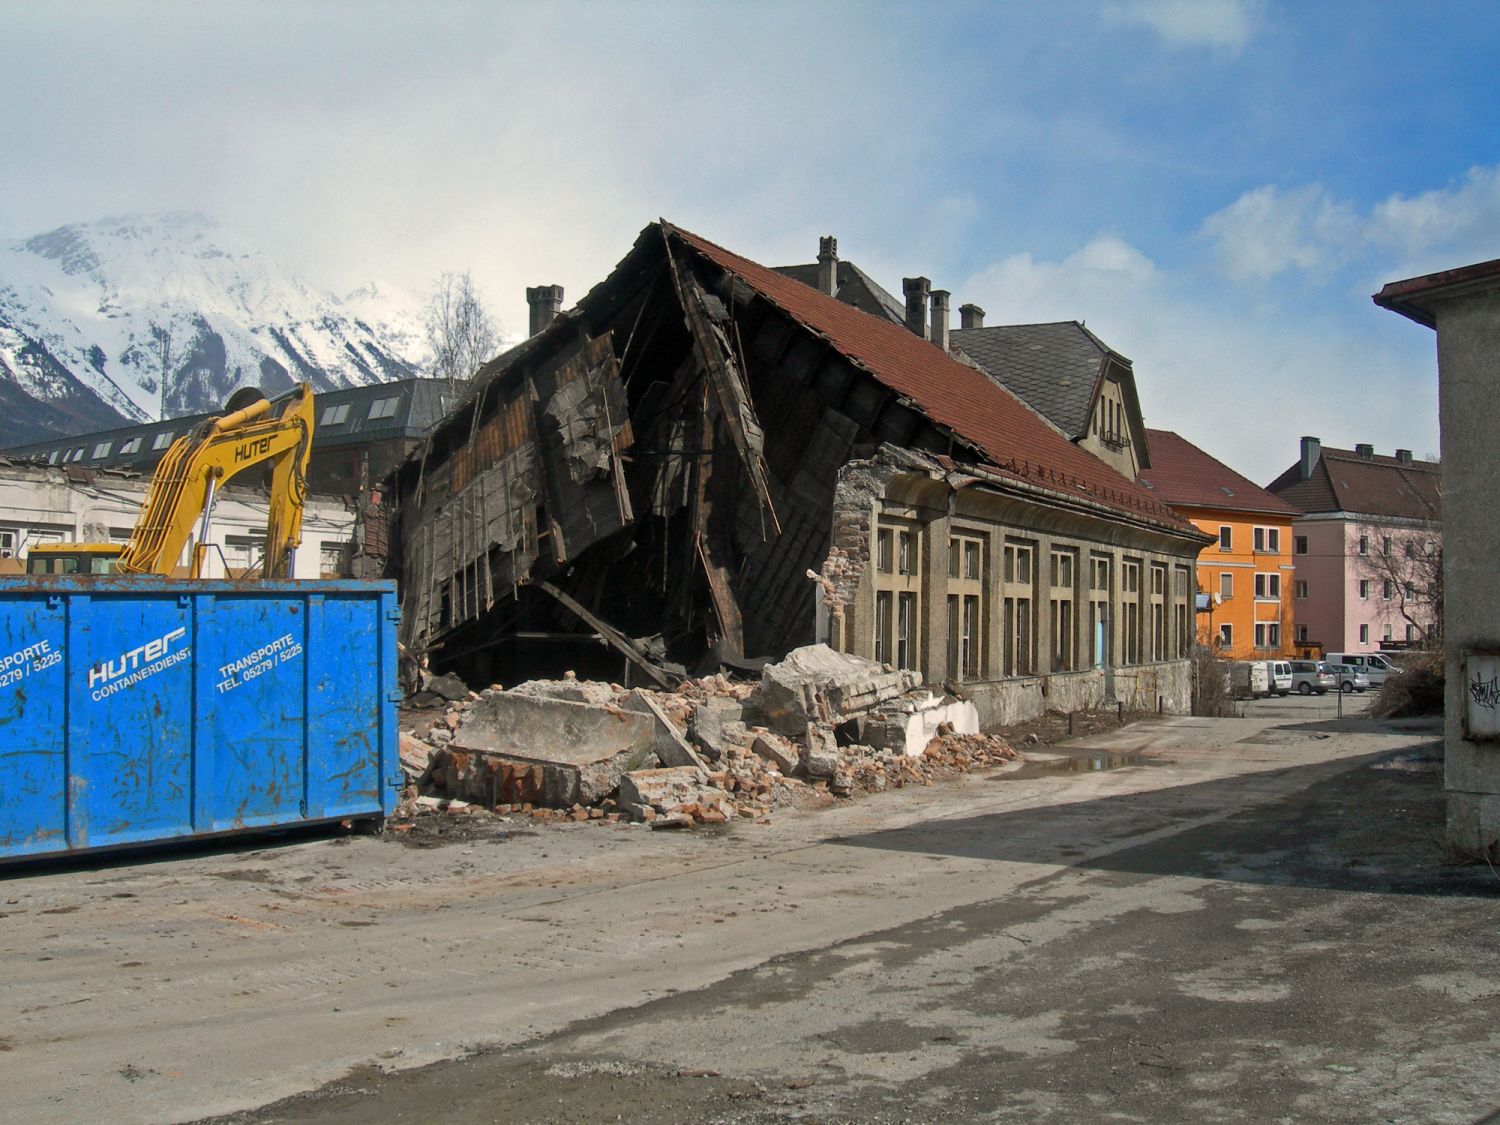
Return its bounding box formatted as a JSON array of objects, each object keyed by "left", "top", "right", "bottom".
[{"left": 390, "top": 220, "right": 1200, "bottom": 682}]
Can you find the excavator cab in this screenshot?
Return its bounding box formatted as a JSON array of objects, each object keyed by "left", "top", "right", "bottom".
[{"left": 26, "top": 543, "right": 126, "bottom": 575}]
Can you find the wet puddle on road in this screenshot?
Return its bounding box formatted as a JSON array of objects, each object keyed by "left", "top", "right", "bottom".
[{"left": 992, "top": 752, "right": 1159, "bottom": 780}]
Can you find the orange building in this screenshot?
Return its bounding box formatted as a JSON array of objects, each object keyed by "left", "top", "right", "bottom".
[{"left": 1139, "top": 430, "right": 1299, "bottom": 659}]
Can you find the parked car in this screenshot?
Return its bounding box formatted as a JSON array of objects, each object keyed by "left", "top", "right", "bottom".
[
  {"left": 1289, "top": 659, "right": 1335, "bottom": 695},
  {"left": 1323, "top": 652, "right": 1394, "bottom": 687},
  {"left": 1266, "top": 660, "right": 1293, "bottom": 696},
  {"left": 1326, "top": 662, "right": 1371, "bottom": 693}
]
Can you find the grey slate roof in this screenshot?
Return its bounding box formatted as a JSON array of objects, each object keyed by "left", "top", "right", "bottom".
[{"left": 950, "top": 321, "right": 1121, "bottom": 440}]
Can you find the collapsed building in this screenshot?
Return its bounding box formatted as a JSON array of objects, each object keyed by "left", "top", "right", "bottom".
[{"left": 386, "top": 221, "right": 1209, "bottom": 726}]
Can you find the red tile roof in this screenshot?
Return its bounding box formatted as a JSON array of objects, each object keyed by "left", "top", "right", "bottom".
[
  {"left": 665, "top": 223, "right": 1197, "bottom": 536},
  {"left": 1266, "top": 445, "right": 1440, "bottom": 520},
  {"left": 1139, "top": 429, "right": 1299, "bottom": 518}
]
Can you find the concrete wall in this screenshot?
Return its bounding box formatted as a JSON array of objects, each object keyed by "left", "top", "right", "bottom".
[
  {"left": 1432, "top": 291, "right": 1500, "bottom": 851},
  {"left": 965, "top": 659, "right": 1191, "bottom": 729}
]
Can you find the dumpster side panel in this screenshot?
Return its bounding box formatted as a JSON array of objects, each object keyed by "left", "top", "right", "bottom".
[
  {"left": 0, "top": 596, "right": 69, "bottom": 857},
  {"left": 306, "top": 594, "right": 385, "bottom": 820},
  {"left": 0, "top": 578, "right": 398, "bottom": 863},
  {"left": 195, "top": 596, "right": 308, "bottom": 831},
  {"left": 70, "top": 594, "right": 195, "bottom": 849}
]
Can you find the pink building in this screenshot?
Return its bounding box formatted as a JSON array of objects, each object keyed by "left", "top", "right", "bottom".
[{"left": 1266, "top": 437, "right": 1441, "bottom": 653}]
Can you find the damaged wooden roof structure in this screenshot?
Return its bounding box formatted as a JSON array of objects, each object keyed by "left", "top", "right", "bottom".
[{"left": 389, "top": 220, "right": 1206, "bottom": 692}]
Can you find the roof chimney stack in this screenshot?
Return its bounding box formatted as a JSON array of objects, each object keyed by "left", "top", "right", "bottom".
[
  {"left": 930, "top": 289, "right": 950, "bottom": 351},
  {"left": 1355, "top": 442, "right": 1374, "bottom": 460},
  {"left": 526, "top": 284, "right": 564, "bottom": 337},
  {"left": 902, "top": 277, "right": 931, "bottom": 340},
  {"left": 1299, "top": 435, "right": 1321, "bottom": 480},
  {"left": 1396, "top": 448, "right": 1413, "bottom": 465},
  {"left": 817, "top": 236, "right": 838, "bottom": 297},
  {"left": 959, "top": 302, "right": 985, "bottom": 330}
]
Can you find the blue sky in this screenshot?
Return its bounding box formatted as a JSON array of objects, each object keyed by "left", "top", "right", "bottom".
[{"left": 4, "top": 0, "right": 1497, "bottom": 482}]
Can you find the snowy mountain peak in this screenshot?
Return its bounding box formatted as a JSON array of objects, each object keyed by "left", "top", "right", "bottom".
[{"left": 0, "top": 212, "right": 427, "bottom": 445}]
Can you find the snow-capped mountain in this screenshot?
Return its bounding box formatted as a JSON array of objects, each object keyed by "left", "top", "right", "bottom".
[{"left": 0, "top": 212, "right": 426, "bottom": 446}]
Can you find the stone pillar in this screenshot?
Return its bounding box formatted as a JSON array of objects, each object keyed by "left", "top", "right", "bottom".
[
  {"left": 817, "top": 236, "right": 838, "bottom": 296},
  {"left": 930, "top": 290, "right": 950, "bottom": 351},
  {"left": 526, "top": 285, "right": 564, "bottom": 337},
  {"left": 902, "top": 277, "right": 931, "bottom": 340}
]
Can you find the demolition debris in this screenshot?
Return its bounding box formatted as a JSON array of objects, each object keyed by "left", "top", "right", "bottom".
[{"left": 395, "top": 644, "right": 1021, "bottom": 831}]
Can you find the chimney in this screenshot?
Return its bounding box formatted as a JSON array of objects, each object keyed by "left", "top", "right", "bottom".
[
  {"left": 817, "top": 236, "right": 838, "bottom": 296},
  {"left": 1395, "top": 448, "right": 1413, "bottom": 465},
  {"left": 930, "top": 289, "right": 950, "bottom": 351},
  {"left": 1299, "top": 435, "right": 1321, "bottom": 480},
  {"left": 1355, "top": 442, "right": 1374, "bottom": 460},
  {"left": 902, "top": 277, "right": 931, "bottom": 339},
  {"left": 959, "top": 303, "right": 985, "bottom": 330},
  {"left": 526, "top": 284, "right": 564, "bottom": 337}
]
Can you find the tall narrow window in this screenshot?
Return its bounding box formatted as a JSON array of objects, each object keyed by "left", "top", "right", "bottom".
[
  {"left": 1220, "top": 571, "right": 1233, "bottom": 599},
  {"left": 873, "top": 519, "right": 921, "bottom": 671},
  {"left": 946, "top": 533, "right": 985, "bottom": 681},
  {"left": 1218, "top": 526, "right": 1232, "bottom": 551},
  {"left": 1049, "top": 549, "right": 1077, "bottom": 672},
  {"left": 1003, "top": 540, "right": 1035, "bottom": 676},
  {"left": 1089, "top": 555, "right": 1111, "bottom": 668},
  {"left": 1149, "top": 563, "right": 1167, "bottom": 661},
  {"left": 1173, "top": 565, "right": 1191, "bottom": 657},
  {"left": 1121, "top": 559, "right": 1141, "bottom": 665}
]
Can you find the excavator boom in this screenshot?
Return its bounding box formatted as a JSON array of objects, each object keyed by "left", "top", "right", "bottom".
[{"left": 116, "top": 384, "right": 315, "bottom": 577}]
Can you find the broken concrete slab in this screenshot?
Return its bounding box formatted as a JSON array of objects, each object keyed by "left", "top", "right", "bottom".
[
  {"left": 760, "top": 644, "right": 922, "bottom": 737},
  {"left": 421, "top": 671, "right": 471, "bottom": 702},
  {"left": 447, "top": 691, "right": 661, "bottom": 806},
  {"left": 860, "top": 691, "right": 981, "bottom": 757},
  {"left": 625, "top": 690, "right": 711, "bottom": 771},
  {"left": 509, "top": 676, "right": 621, "bottom": 707},
  {"left": 688, "top": 696, "right": 748, "bottom": 761},
  {"left": 801, "top": 724, "right": 841, "bottom": 779}
]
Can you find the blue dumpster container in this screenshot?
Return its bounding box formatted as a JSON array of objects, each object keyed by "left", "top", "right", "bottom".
[{"left": 0, "top": 577, "right": 400, "bottom": 863}]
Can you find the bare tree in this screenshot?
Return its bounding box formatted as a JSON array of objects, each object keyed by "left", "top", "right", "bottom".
[
  {"left": 424, "top": 272, "right": 498, "bottom": 391},
  {"left": 1353, "top": 519, "right": 1443, "bottom": 647}
]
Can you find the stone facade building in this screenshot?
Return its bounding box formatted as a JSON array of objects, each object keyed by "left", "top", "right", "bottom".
[{"left": 389, "top": 222, "right": 1208, "bottom": 721}]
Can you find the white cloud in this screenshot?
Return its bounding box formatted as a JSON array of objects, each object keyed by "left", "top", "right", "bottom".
[
  {"left": 1103, "top": 0, "right": 1264, "bottom": 50},
  {"left": 1368, "top": 165, "right": 1500, "bottom": 261},
  {"left": 960, "top": 233, "right": 1438, "bottom": 487},
  {"left": 1202, "top": 168, "right": 1500, "bottom": 286},
  {"left": 1198, "top": 184, "right": 1361, "bottom": 282}
]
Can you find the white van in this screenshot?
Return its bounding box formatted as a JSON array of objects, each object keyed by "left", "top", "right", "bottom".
[
  {"left": 1323, "top": 652, "right": 1395, "bottom": 687},
  {"left": 1266, "top": 661, "right": 1293, "bottom": 696}
]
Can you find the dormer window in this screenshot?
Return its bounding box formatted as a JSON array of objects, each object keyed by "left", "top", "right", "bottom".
[
  {"left": 321, "top": 403, "right": 351, "bottom": 426},
  {"left": 367, "top": 396, "right": 399, "bottom": 421}
]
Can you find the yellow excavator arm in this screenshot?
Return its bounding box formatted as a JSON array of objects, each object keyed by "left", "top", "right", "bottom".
[{"left": 115, "top": 384, "right": 315, "bottom": 578}]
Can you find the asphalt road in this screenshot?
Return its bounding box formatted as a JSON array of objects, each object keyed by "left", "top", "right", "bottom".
[{"left": 7, "top": 693, "right": 1497, "bottom": 1124}]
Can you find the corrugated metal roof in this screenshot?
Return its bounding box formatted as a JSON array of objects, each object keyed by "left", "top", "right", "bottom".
[{"left": 668, "top": 223, "right": 1195, "bottom": 534}]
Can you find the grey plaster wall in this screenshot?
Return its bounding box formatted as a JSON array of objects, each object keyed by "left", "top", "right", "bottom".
[
  {"left": 1434, "top": 291, "right": 1500, "bottom": 850},
  {"left": 966, "top": 659, "right": 1192, "bottom": 729}
]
